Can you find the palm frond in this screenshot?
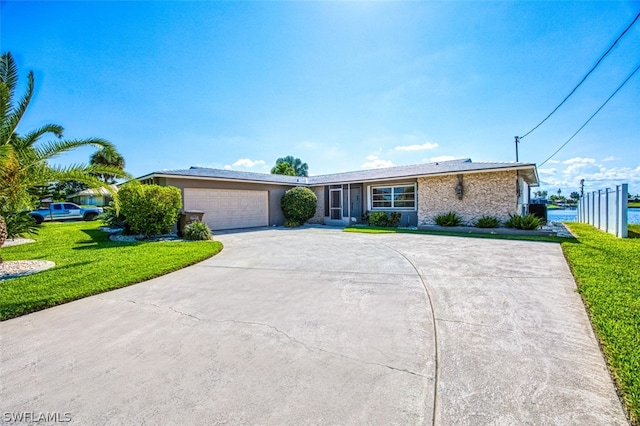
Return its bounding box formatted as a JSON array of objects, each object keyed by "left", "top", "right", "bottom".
[
  {"left": 5, "top": 71, "right": 33, "bottom": 137},
  {"left": 0, "top": 52, "right": 18, "bottom": 97},
  {"left": 23, "top": 138, "right": 115, "bottom": 167},
  {"left": 0, "top": 143, "right": 14, "bottom": 164},
  {"left": 0, "top": 83, "right": 14, "bottom": 146},
  {"left": 14, "top": 123, "right": 64, "bottom": 151}
]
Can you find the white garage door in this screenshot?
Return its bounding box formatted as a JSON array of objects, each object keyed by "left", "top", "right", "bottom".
[{"left": 183, "top": 188, "right": 269, "bottom": 230}]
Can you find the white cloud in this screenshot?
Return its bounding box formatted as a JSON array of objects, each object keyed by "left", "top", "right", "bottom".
[
  {"left": 232, "top": 158, "right": 265, "bottom": 168},
  {"left": 361, "top": 155, "right": 394, "bottom": 169},
  {"left": 223, "top": 165, "right": 232, "bottom": 170},
  {"left": 394, "top": 142, "right": 439, "bottom": 151},
  {"left": 562, "top": 157, "right": 596, "bottom": 165},
  {"left": 602, "top": 156, "right": 616, "bottom": 162},
  {"left": 538, "top": 168, "right": 557, "bottom": 175},
  {"left": 538, "top": 159, "right": 640, "bottom": 195},
  {"left": 423, "top": 155, "right": 457, "bottom": 163}
]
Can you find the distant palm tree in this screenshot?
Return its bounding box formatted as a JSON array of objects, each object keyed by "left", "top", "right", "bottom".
[
  {"left": 90, "top": 146, "right": 125, "bottom": 184},
  {"left": 0, "top": 51, "right": 129, "bottom": 236},
  {"left": 271, "top": 155, "right": 308, "bottom": 177},
  {"left": 271, "top": 162, "right": 296, "bottom": 176}
]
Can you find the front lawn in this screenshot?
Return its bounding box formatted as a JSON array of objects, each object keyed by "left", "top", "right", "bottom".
[
  {"left": 0, "top": 222, "right": 222, "bottom": 320},
  {"left": 562, "top": 223, "right": 640, "bottom": 425}
]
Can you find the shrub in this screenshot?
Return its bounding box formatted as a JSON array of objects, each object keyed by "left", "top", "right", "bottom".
[
  {"left": 388, "top": 212, "right": 402, "bottom": 228},
  {"left": 435, "top": 211, "right": 462, "bottom": 227},
  {"left": 2, "top": 210, "right": 38, "bottom": 239},
  {"left": 284, "top": 219, "right": 301, "bottom": 228},
  {"left": 281, "top": 187, "right": 317, "bottom": 225},
  {"left": 99, "top": 201, "right": 128, "bottom": 230},
  {"left": 183, "top": 220, "right": 212, "bottom": 241},
  {"left": 368, "top": 211, "right": 388, "bottom": 227},
  {"left": 474, "top": 215, "right": 500, "bottom": 228},
  {"left": 118, "top": 182, "right": 182, "bottom": 237},
  {"left": 504, "top": 213, "right": 542, "bottom": 230}
]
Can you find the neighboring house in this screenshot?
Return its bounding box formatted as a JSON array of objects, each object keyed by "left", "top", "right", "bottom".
[
  {"left": 137, "top": 159, "right": 539, "bottom": 231},
  {"left": 66, "top": 185, "right": 117, "bottom": 207}
]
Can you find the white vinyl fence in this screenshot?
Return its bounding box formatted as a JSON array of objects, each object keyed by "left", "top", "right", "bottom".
[{"left": 577, "top": 184, "right": 628, "bottom": 238}]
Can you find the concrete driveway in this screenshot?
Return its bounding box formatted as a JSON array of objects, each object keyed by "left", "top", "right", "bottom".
[{"left": 0, "top": 228, "right": 627, "bottom": 425}]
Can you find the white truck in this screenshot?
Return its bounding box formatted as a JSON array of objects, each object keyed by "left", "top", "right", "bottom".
[{"left": 29, "top": 202, "right": 103, "bottom": 224}]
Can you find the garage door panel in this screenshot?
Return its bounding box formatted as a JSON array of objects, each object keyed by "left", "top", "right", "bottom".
[{"left": 184, "top": 188, "right": 269, "bottom": 230}]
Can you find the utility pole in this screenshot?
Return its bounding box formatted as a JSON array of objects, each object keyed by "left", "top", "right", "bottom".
[
  {"left": 514, "top": 136, "right": 520, "bottom": 162},
  {"left": 580, "top": 179, "right": 584, "bottom": 198}
]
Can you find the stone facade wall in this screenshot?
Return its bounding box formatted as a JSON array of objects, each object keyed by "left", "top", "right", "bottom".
[
  {"left": 417, "top": 170, "right": 518, "bottom": 226},
  {"left": 307, "top": 186, "right": 325, "bottom": 224}
]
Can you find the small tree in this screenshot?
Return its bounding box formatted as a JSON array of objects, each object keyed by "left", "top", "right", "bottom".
[
  {"left": 281, "top": 187, "right": 317, "bottom": 227},
  {"left": 272, "top": 162, "right": 296, "bottom": 176},
  {"left": 271, "top": 156, "right": 308, "bottom": 177},
  {"left": 118, "top": 182, "right": 182, "bottom": 237}
]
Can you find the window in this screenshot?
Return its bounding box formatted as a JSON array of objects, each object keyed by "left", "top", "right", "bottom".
[{"left": 371, "top": 185, "right": 416, "bottom": 209}]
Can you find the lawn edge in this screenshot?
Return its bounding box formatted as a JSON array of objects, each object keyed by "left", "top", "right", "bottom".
[
  {"left": 561, "top": 223, "right": 637, "bottom": 426},
  {"left": 0, "top": 241, "right": 223, "bottom": 321}
]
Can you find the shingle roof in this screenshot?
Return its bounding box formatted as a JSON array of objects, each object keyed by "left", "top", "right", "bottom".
[
  {"left": 141, "top": 158, "right": 538, "bottom": 186},
  {"left": 153, "top": 167, "right": 305, "bottom": 184}
]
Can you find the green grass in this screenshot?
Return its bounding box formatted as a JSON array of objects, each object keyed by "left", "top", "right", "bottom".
[
  {"left": 629, "top": 202, "right": 640, "bottom": 208},
  {"left": 0, "top": 221, "right": 222, "bottom": 320},
  {"left": 561, "top": 223, "right": 639, "bottom": 424},
  {"left": 344, "top": 226, "right": 569, "bottom": 243}
]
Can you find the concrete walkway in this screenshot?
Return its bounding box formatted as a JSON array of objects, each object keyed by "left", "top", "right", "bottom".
[{"left": 0, "top": 228, "right": 627, "bottom": 425}]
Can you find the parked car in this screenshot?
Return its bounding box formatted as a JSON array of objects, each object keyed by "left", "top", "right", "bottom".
[{"left": 29, "top": 203, "right": 103, "bottom": 224}]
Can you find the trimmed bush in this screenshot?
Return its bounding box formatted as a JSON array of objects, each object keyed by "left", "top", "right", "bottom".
[
  {"left": 284, "top": 219, "right": 301, "bottom": 228},
  {"left": 368, "top": 211, "right": 388, "bottom": 227},
  {"left": 183, "top": 221, "right": 212, "bottom": 241},
  {"left": 118, "top": 182, "right": 182, "bottom": 237},
  {"left": 475, "top": 215, "right": 500, "bottom": 228},
  {"left": 505, "top": 213, "right": 542, "bottom": 230},
  {"left": 435, "top": 211, "right": 462, "bottom": 227},
  {"left": 281, "top": 187, "right": 317, "bottom": 226}
]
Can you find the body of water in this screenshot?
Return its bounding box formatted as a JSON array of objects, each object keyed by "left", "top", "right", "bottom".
[{"left": 547, "top": 208, "right": 640, "bottom": 224}]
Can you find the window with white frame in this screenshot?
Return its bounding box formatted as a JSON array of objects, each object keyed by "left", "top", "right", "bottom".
[{"left": 371, "top": 184, "right": 416, "bottom": 209}]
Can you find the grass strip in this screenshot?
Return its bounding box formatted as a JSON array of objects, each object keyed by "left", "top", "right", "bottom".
[
  {"left": 0, "top": 221, "right": 222, "bottom": 320},
  {"left": 562, "top": 223, "right": 640, "bottom": 425},
  {"left": 344, "top": 225, "right": 570, "bottom": 243}
]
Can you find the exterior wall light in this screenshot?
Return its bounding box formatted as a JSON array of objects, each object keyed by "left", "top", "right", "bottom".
[{"left": 456, "top": 175, "right": 464, "bottom": 200}]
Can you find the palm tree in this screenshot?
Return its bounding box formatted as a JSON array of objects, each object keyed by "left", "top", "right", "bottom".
[
  {"left": 90, "top": 146, "right": 126, "bottom": 184},
  {"left": 0, "top": 52, "right": 129, "bottom": 237},
  {"left": 271, "top": 155, "right": 308, "bottom": 177},
  {"left": 271, "top": 162, "right": 296, "bottom": 176}
]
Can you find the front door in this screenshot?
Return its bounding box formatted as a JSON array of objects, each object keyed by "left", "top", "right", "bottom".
[
  {"left": 329, "top": 189, "right": 342, "bottom": 220},
  {"left": 350, "top": 187, "right": 362, "bottom": 220}
]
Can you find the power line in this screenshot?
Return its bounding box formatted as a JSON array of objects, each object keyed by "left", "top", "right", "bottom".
[
  {"left": 538, "top": 63, "right": 640, "bottom": 167},
  {"left": 519, "top": 12, "right": 640, "bottom": 140}
]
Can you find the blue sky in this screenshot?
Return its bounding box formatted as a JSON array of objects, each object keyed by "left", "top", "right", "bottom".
[{"left": 2, "top": 1, "right": 639, "bottom": 195}]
